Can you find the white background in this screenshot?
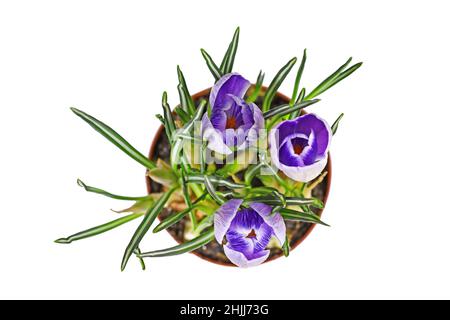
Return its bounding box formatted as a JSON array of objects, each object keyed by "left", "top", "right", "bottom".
[{"left": 1, "top": 0, "right": 449, "bottom": 299}]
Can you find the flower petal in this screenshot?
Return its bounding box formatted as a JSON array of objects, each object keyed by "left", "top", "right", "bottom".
[
  {"left": 209, "top": 73, "right": 250, "bottom": 110},
  {"left": 214, "top": 199, "right": 243, "bottom": 243},
  {"left": 249, "top": 202, "right": 286, "bottom": 246},
  {"left": 224, "top": 246, "right": 270, "bottom": 268},
  {"left": 291, "top": 113, "right": 332, "bottom": 158},
  {"left": 278, "top": 153, "right": 328, "bottom": 182},
  {"left": 201, "top": 113, "right": 233, "bottom": 155}
]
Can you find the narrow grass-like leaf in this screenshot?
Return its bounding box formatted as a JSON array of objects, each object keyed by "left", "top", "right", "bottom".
[
  {"left": 170, "top": 100, "right": 207, "bottom": 171},
  {"left": 263, "top": 99, "right": 320, "bottom": 119},
  {"left": 331, "top": 113, "right": 344, "bottom": 135},
  {"left": 290, "top": 49, "right": 307, "bottom": 106},
  {"left": 181, "top": 169, "right": 197, "bottom": 228},
  {"left": 324, "top": 62, "right": 363, "bottom": 93},
  {"left": 135, "top": 247, "right": 146, "bottom": 270},
  {"left": 244, "top": 162, "right": 265, "bottom": 185},
  {"left": 200, "top": 49, "right": 222, "bottom": 81},
  {"left": 71, "top": 107, "right": 156, "bottom": 169},
  {"left": 262, "top": 57, "right": 297, "bottom": 112},
  {"left": 156, "top": 114, "right": 165, "bottom": 125},
  {"left": 174, "top": 106, "right": 190, "bottom": 124},
  {"left": 305, "top": 58, "right": 362, "bottom": 100},
  {"left": 55, "top": 213, "right": 143, "bottom": 244},
  {"left": 282, "top": 235, "right": 290, "bottom": 257},
  {"left": 139, "top": 228, "right": 214, "bottom": 258},
  {"left": 204, "top": 175, "right": 225, "bottom": 205},
  {"left": 280, "top": 208, "right": 329, "bottom": 226},
  {"left": 76, "top": 179, "right": 148, "bottom": 201},
  {"left": 220, "top": 27, "right": 240, "bottom": 74},
  {"left": 305, "top": 57, "right": 352, "bottom": 100},
  {"left": 177, "top": 83, "right": 189, "bottom": 114},
  {"left": 162, "top": 92, "right": 176, "bottom": 141},
  {"left": 177, "top": 66, "right": 195, "bottom": 115},
  {"left": 120, "top": 187, "right": 176, "bottom": 271},
  {"left": 147, "top": 167, "right": 178, "bottom": 187},
  {"left": 246, "top": 70, "right": 265, "bottom": 103},
  {"left": 247, "top": 196, "right": 320, "bottom": 207},
  {"left": 153, "top": 192, "right": 207, "bottom": 233},
  {"left": 289, "top": 87, "right": 306, "bottom": 119},
  {"left": 186, "top": 173, "right": 246, "bottom": 189},
  {"left": 153, "top": 204, "right": 199, "bottom": 233}
]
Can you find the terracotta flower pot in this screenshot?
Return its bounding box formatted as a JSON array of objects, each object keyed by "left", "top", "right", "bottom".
[{"left": 146, "top": 86, "right": 332, "bottom": 266}]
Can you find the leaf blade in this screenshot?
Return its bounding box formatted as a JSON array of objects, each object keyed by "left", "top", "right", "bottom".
[
  {"left": 120, "top": 187, "right": 176, "bottom": 271},
  {"left": 70, "top": 107, "right": 156, "bottom": 169},
  {"left": 55, "top": 213, "right": 143, "bottom": 244},
  {"left": 200, "top": 49, "right": 222, "bottom": 81},
  {"left": 139, "top": 229, "right": 215, "bottom": 257},
  {"left": 262, "top": 57, "right": 297, "bottom": 112}
]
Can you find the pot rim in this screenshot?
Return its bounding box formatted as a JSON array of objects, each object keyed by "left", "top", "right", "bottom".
[{"left": 146, "top": 85, "right": 332, "bottom": 267}]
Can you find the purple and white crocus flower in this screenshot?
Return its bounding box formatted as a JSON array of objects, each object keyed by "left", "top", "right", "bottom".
[
  {"left": 214, "top": 199, "right": 286, "bottom": 268},
  {"left": 270, "top": 114, "right": 332, "bottom": 182},
  {"left": 202, "top": 73, "right": 264, "bottom": 155}
]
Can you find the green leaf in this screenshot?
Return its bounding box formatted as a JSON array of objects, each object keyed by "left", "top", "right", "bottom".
[
  {"left": 280, "top": 208, "right": 329, "bottom": 226},
  {"left": 147, "top": 167, "right": 178, "bottom": 187},
  {"left": 177, "top": 66, "right": 196, "bottom": 115},
  {"left": 139, "top": 228, "right": 215, "bottom": 258},
  {"left": 186, "top": 173, "right": 246, "bottom": 189},
  {"left": 174, "top": 106, "right": 190, "bottom": 124},
  {"left": 153, "top": 204, "right": 198, "bottom": 233},
  {"left": 246, "top": 70, "right": 265, "bottom": 103},
  {"left": 290, "top": 49, "right": 307, "bottom": 106},
  {"left": 204, "top": 175, "right": 225, "bottom": 205},
  {"left": 181, "top": 169, "right": 197, "bottom": 228},
  {"left": 247, "top": 196, "right": 321, "bottom": 208},
  {"left": 220, "top": 27, "right": 240, "bottom": 74},
  {"left": 135, "top": 247, "right": 146, "bottom": 271},
  {"left": 305, "top": 57, "right": 352, "bottom": 100},
  {"left": 153, "top": 192, "right": 208, "bottom": 233},
  {"left": 282, "top": 235, "right": 290, "bottom": 257},
  {"left": 200, "top": 49, "right": 222, "bottom": 81},
  {"left": 328, "top": 62, "right": 363, "bottom": 90},
  {"left": 331, "top": 113, "right": 344, "bottom": 135},
  {"left": 263, "top": 99, "right": 320, "bottom": 119},
  {"left": 55, "top": 213, "right": 143, "bottom": 244},
  {"left": 112, "top": 196, "right": 156, "bottom": 214},
  {"left": 120, "top": 187, "right": 177, "bottom": 271},
  {"left": 244, "top": 162, "right": 265, "bottom": 185},
  {"left": 170, "top": 99, "right": 207, "bottom": 171},
  {"left": 289, "top": 87, "right": 306, "bottom": 119},
  {"left": 156, "top": 114, "right": 165, "bottom": 125},
  {"left": 162, "top": 92, "right": 176, "bottom": 141},
  {"left": 70, "top": 107, "right": 156, "bottom": 169},
  {"left": 305, "top": 58, "right": 362, "bottom": 100},
  {"left": 76, "top": 179, "right": 148, "bottom": 201},
  {"left": 262, "top": 57, "right": 297, "bottom": 112}
]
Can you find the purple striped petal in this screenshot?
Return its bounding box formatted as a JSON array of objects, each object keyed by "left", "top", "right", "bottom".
[
  {"left": 223, "top": 246, "right": 270, "bottom": 268},
  {"left": 269, "top": 113, "right": 331, "bottom": 182},
  {"left": 214, "top": 199, "right": 243, "bottom": 243},
  {"left": 249, "top": 202, "right": 286, "bottom": 246},
  {"left": 201, "top": 113, "right": 233, "bottom": 155},
  {"left": 210, "top": 73, "right": 250, "bottom": 110}
]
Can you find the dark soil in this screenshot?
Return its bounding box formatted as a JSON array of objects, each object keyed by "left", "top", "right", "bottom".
[{"left": 147, "top": 88, "right": 330, "bottom": 266}]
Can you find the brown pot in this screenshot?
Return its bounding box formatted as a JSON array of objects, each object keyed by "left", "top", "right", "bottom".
[{"left": 146, "top": 86, "right": 332, "bottom": 266}]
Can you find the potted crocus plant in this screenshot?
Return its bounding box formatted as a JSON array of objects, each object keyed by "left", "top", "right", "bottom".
[{"left": 56, "top": 27, "right": 362, "bottom": 270}]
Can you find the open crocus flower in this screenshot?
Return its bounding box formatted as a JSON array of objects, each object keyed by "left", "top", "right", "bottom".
[
  {"left": 214, "top": 199, "right": 286, "bottom": 268},
  {"left": 202, "top": 73, "right": 264, "bottom": 155},
  {"left": 269, "top": 113, "right": 332, "bottom": 182}
]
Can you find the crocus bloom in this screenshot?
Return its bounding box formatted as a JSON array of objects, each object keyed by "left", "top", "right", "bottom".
[
  {"left": 214, "top": 199, "right": 286, "bottom": 268},
  {"left": 269, "top": 113, "right": 332, "bottom": 182},
  {"left": 202, "top": 73, "right": 264, "bottom": 155}
]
